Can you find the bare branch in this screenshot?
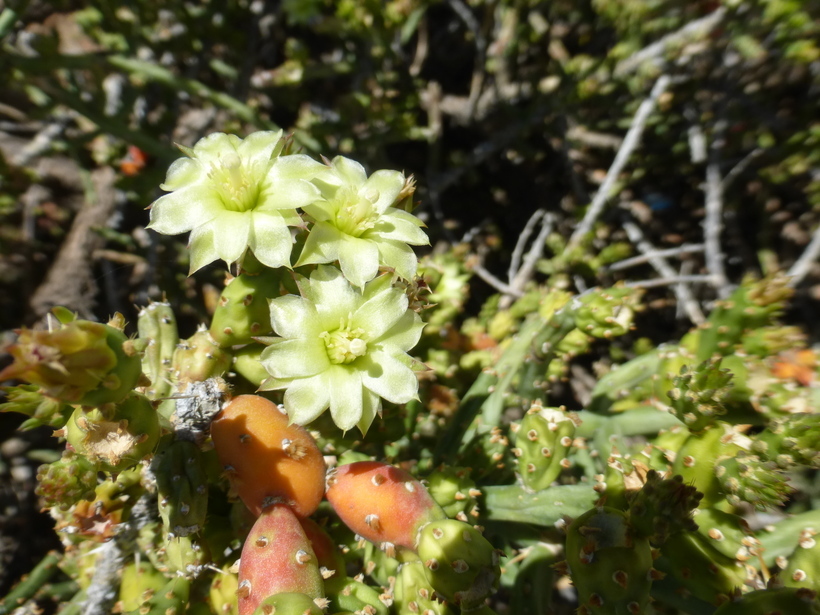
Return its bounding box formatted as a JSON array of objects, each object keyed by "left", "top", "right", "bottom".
[
  {"left": 625, "top": 274, "right": 717, "bottom": 289},
  {"left": 721, "top": 147, "right": 764, "bottom": 192},
  {"left": 787, "top": 224, "right": 820, "bottom": 288},
  {"left": 614, "top": 7, "right": 727, "bottom": 77},
  {"left": 704, "top": 154, "right": 731, "bottom": 298},
  {"left": 622, "top": 220, "right": 706, "bottom": 324},
  {"left": 568, "top": 75, "right": 671, "bottom": 250},
  {"left": 604, "top": 243, "right": 705, "bottom": 272},
  {"left": 508, "top": 209, "right": 546, "bottom": 284},
  {"left": 471, "top": 262, "right": 524, "bottom": 297}
]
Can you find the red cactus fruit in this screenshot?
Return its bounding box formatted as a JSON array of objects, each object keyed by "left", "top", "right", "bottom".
[
  {"left": 211, "top": 395, "right": 325, "bottom": 517},
  {"left": 299, "top": 516, "right": 346, "bottom": 582},
  {"left": 237, "top": 504, "right": 324, "bottom": 615},
  {"left": 325, "top": 461, "right": 446, "bottom": 554}
]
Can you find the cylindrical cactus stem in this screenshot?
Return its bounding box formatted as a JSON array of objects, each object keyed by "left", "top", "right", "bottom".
[
  {"left": 237, "top": 504, "right": 325, "bottom": 615},
  {"left": 209, "top": 267, "right": 283, "bottom": 348},
  {"left": 415, "top": 519, "right": 500, "bottom": 611},
  {"left": 118, "top": 560, "right": 168, "bottom": 612},
  {"left": 232, "top": 343, "right": 270, "bottom": 387},
  {"left": 251, "top": 592, "right": 325, "bottom": 615},
  {"left": 209, "top": 563, "right": 240, "bottom": 615},
  {"left": 137, "top": 301, "right": 179, "bottom": 400},
  {"left": 667, "top": 359, "right": 732, "bottom": 432},
  {"left": 627, "top": 471, "right": 702, "bottom": 546},
  {"left": 715, "top": 450, "right": 792, "bottom": 509},
  {"left": 325, "top": 461, "right": 446, "bottom": 555},
  {"left": 210, "top": 395, "right": 326, "bottom": 517},
  {"left": 671, "top": 425, "right": 732, "bottom": 507},
  {"left": 780, "top": 529, "right": 820, "bottom": 591},
  {"left": 393, "top": 560, "right": 454, "bottom": 615},
  {"left": 0, "top": 309, "right": 144, "bottom": 406},
  {"left": 35, "top": 450, "right": 98, "bottom": 511},
  {"left": 752, "top": 413, "right": 820, "bottom": 469},
  {"left": 511, "top": 403, "right": 577, "bottom": 492},
  {"left": 712, "top": 587, "right": 820, "bottom": 615},
  {"left": 563, "top": 506, "right": 654, "bottom": 615},
  {"left": 172, "top": 327, "right": 232, "bottom": 385},
  {"left": 63, "top": 392, "right": 161, "bottom": 472},
  {"left": 572, "top": 287, "right": 641, "bottom": 340},
  {"left": 426, "top": 466, "right": 481, "bottom": 522},
  {"left": 155, "top": 439, "right": 208, "bottom": 537},
  {"left": 324, "top": 577, "right": 390, "bottom": 615},
  {"left": 122, "top": 576, "right": 190, "bottom": 615}
]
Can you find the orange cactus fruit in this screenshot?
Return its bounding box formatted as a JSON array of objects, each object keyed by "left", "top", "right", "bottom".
[
  {"left": 325, "top": 461, "right": 446, "bottom": 554},
  {"left": 211, "top": 395, "right": 326, "bottom": 517},
  {"left": 237, "top": 504, "right": 324, "bottom": 615}
]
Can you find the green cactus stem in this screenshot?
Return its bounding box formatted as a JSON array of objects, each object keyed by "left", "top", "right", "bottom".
[
  {"left": 122, "top": 577, "right": 190, "bottom": 615},
  {"left": 325, "top": 577, "right": 390, "bottom": 615},
  {"left": 780, "top": 529, "right": 820, "bottom": 591},
  {"left": 172, "top": 327, "right": 232, "bottom": 384},
  {"left": 415, "top": 519, "right": 500, "bottom": 610},
  {"left": 512, "top": 404, "right": 577, "bottom": 492},
  {"left": 426, "top": 466, "right": 481, "bottom": 522},
  {"left": 35, "top": 450, "right": 98, "bottom": 511},
  {"left": 627, "top": 471, "right": 702, "bottom": 546},
  {"left": 209, "top": 564, "right": 240, "bottom": 615},
  {"left": 563, "top": 506, "right": 654, "bottom": 615},
  {"left": 753, "top": 413, "right": 820, "bottom": 469},
  {"left": 63, "top": 392, "right": 161, "bottom": 472},
  {"left": 137, "top": 301, "right": 179, "bottom": 400},
  {"left": 481, "top": 484, "right": 597, "bottom": 526},
  {"left": 667, "top": 359, "right": 733, "bottom": 432},
  {"left": 711, "top": 587, "right": 820, "bottom": 615},
  {"left": 0, "top": 310, "right": 143, "bottom": 406},
  {"left": 118, "top": 560, "right": 168, "bottom": 612},
  {"left": 155, "top": 438, "right": 209, "bottom": 537},
  {"left": 715, "top": 451, "right": 792, "bottom": 510},
  {"left": 209, "top": 267, "right": 282, "bottom": 347},
  {"left": 0, "top": 383, "right": 73, "bottom": 430},
  {"left": 0, "top": 551, "right": 62, "bottom": 615},
  {"left": 393, "top": 560, "right": 453, "bottom": 615}
]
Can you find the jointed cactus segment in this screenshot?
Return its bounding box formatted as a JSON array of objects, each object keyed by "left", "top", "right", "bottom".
[
  {"left": 118, "top": 560, "right": 168, "bottom": 612},
  {"left": 326, "top": 461, "right": 446, "bottom": 554},
  {"left": 563, "top": 507, "right": 654, "bottom": 615},
  {"left": 711, "top": 587, "right": 820, "bottom": 615},
  {"left": 415, "top": 519, "right": 500, "bottom": 611},
  {"left": 237, "top": 505, "right": 324, "bottom": 615},
  {"left": 64, "top": 392, "right": 160, "bottom": 471},
  {"left": 210, "top": 268, "right": 282, "bottom": 347},
  {"left": 173, "top": 327, "right": 232, "bottom": 384},
  {"left": 138, "top": 301, "right": 179, "bottom": 400},
  {"left": 426, "top": 466, "right": 481, "bottom": 522},
  {"left": 393, "top": 560, "right": 453, "bottom": 615},
  {"left": 780, "top": 529, "right": 820, "bottom": 591},
  {"left": 512, "top": 404, "right": 576, "bottom": 492},
  {"left": 123, "top": 576, "right": 190, "bottom": 615},
  {"left": 155, "top": 439, "right": 209, "bottom": 537},
  {"left": 627, "top": 471, "right": 701, "bottom": 546},
  {"left": 325, "top": 577, "right": 390, "bottom": 615},
  {"left": 35, "top": 450, "right": 98, "bottom": 511},
  {"left": 753, "top": 413, "right": 820, "bottom": 469},
  {"left": 251, "top": 592, "right": 324, "bottom": 615},
  {"left": 667, "top": 359, "right": 732, "bottom": 432}
]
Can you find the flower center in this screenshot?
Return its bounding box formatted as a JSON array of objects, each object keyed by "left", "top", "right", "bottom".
[
  {"left": 208, "top": 153, "right": 266, "bottom": 213},
  {"left": 321, "top": 325, "right": 368, "bottom": 364},
  {"left": 334, "top": 187, "right": 380, "bottom": 237}
]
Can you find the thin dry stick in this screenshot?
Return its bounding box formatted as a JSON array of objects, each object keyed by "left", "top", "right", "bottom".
[
  {"left": 508, "top": 209, "right": 546, "bottom": 283},
  {"left": 787, "top": 224, "right": 820, "bottom": 288},
  {"left": 500, "top": 212, "right": 555, "bottom": 309},
  {"left": 605, "top": 243, "right": 704, "bottom": 272},
  {"left": 625, "top": 274, "right": 717, "bottom": 289},
  {"left": 622, "top": 220, "right": 706, "bottom": 324},
  {"left": 568, "top": 75, "right": 671, "bottom": 250},
  {"left": 704, "top": 149, "right": 731, "bottom": 298},
  {"left": 472, "top": 263, "right": 523, "bottom": 297},
  {"left": 721, "top": 147, "right": 764, "bottom": 191},
  {"left": 614, "top": 6, "right": 727, "bottom": 76}
]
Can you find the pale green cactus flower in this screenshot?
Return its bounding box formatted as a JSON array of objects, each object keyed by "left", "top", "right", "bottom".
[
  {"left": 259, "top": 265, "right": 424, "bottom": 433},
  {"left": 148, "top": 130, "right": 324, "bottom": 273},
  {"left": 296, "top": 156, "right": 428, "bottom": 288}
]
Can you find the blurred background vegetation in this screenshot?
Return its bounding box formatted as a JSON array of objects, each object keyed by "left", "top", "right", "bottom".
[{"left": 0, "top": 0, "right": 819, "bottom": 597}]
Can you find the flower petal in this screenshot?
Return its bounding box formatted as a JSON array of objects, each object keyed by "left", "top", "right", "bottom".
[
  {"left": 236, "top": 130, "right": 284, "bottom": 164},
  {"left": 188, "top": 222, "right": 220, "bottom": 274},
  {"left": 374, "top": 310, "right": 424, "bottom": 351},
  {"left": 374, "top": 239, "right": 418, "bottom": 281},
  {"left": 283, "top": 374, "right": 330, "bottom": 426},
  {"left": 351, "top": 284, "right": 408, "bottom": 341},
  {"left": 249, "top": 211, "right": 295, "bottom": 269},
  {"left": 338, "top": 235, "right": 380, "bottom": 288},
  {"left": 148, "top": 186, "right": 224, "bottom": 234},
  {"left": 329, "top": 156, "right": 367, "bottom": 187},
  {"left": 192, "top": 132, "right": 241, "bottom": 159},
  {"left": 357, "top": 389, "right": 382, "bottom": 435},
  {"left": 303, "top": 266, "right": 358, "bottom": 329},
  {"left": 213, "top": 211, "right": 252, "bottom": 264},
  {"left": 160, "top": 156, "right": 204, "bottom": 191},
  {"left": 260, "top": 338, "right": 329, "bottom": 379},
  {"left": 328, "top": 365, "right": 364, "bottom": 432},
  {"left": 362, "top": 170, "right": 404, "bottom": 213},
  {"left": 361, "top": 349, "right": 419, "bottom": 404},
  {"left": 369, "top": 209, "right": 429, "bottom": 245},
  {"left": 295, "top": 221, "right": 342, "bottom": 267},
  {"left": 269, "top": 294, "right": 323, "bottom": 339}
]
